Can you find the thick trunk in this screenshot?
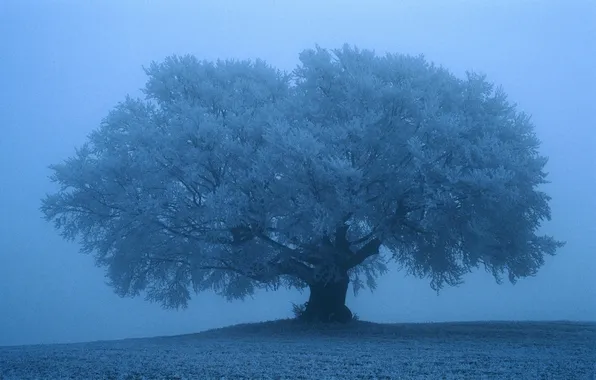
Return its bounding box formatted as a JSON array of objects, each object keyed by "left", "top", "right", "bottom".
[
  {"left": 287, "top": 224, "right": 381, "bottom": 323},
  {"left": 303, "top": 273, "right": 352, "bottom": 323}
]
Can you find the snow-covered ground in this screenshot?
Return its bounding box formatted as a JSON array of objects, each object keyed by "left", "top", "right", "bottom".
[{"left": 1, "top": 320, "right": 594, "bottom": 379}]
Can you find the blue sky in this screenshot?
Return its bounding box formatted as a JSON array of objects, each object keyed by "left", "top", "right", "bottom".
[{"left": 0, "top": 0, "right": 594, "bottom": 346}]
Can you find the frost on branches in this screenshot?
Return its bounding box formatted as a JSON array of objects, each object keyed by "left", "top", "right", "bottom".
[{"left": 41, "top": 45, "right": 564, "bottom": 323}]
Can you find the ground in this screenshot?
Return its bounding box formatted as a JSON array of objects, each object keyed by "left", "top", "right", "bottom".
[{"left": 1, "top": 319, "right": 595, "bottom": 379}]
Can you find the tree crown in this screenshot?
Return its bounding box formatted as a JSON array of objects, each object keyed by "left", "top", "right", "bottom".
[{"left": 41, "top": 45, "right": 564, "bottom": 309}]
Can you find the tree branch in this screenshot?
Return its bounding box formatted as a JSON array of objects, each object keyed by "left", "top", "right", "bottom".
[
  {"left": 256, "top": 232, "right": 315, "bottom": 283},
  {"left": 349, "top": 231, "right": 376, "bottom": 246},
  {"left": 334, "top": 224, "right": 350, "bottom": 250},
  {"left": 344, "top": 238, "right": 382, "bottom": 269}
]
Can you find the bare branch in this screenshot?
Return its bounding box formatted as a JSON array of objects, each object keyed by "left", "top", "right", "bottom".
[{"left": 345, "top": 238, "right": 382, "bottom": 269}]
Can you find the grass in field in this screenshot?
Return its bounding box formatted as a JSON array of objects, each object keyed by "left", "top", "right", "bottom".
[{"left": 1, "top": 319, "right": 595, "bottom": 379}]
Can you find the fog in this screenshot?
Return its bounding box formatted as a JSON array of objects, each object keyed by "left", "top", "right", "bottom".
[{"left": 1, "top": 1, "right": 594, "bottom": 347}]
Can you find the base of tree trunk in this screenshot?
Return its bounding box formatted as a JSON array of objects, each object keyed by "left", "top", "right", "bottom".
[
  {"left": 301, "top": 302, "right": 353, "bottom": 323},
  {"left": 300, "top": 274, "right": 353, "bottom": 323}
]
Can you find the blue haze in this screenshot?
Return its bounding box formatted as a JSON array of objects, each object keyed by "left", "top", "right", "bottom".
[{"left": 0, "top": 1, "right": 594, "bottom": 346}]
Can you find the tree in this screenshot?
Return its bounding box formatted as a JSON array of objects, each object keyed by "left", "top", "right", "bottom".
[{"left": 41, "top": 45, "right": 564, "bottom": 323}]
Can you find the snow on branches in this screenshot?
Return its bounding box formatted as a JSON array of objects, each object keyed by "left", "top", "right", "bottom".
[{"left": 41, "top": 45, "right": 564, "bottom": 309}]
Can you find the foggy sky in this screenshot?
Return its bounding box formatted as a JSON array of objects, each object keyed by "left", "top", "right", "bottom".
[{"left": 1, "top": 0, "right": 594, "bottom": 347}]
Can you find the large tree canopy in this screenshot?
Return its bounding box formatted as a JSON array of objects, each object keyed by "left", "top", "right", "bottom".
[{"left": 41, "top": 45, "right": 563, "bottom": 321}]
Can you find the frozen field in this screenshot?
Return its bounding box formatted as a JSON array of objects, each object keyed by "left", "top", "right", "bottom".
[{"left": 1, "top": 319, "right": 594, "bottom": 379}]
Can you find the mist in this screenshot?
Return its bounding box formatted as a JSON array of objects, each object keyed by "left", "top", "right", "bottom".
[{"left": 1, "top": 1, "right": 594, "bottom": 347}]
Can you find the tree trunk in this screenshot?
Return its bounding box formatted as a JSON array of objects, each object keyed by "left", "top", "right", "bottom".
[{"left": 303, "top": 272, "right": 352, "bottom": 323}]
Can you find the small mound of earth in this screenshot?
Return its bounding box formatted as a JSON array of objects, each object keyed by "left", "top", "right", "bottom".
[{"left": 157, "top": 318, "right": 596, "bottom": 342}]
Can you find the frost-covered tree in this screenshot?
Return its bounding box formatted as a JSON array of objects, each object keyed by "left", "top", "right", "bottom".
[{"left": 41, "top": 45, "right": 564, "bottom": 323}]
